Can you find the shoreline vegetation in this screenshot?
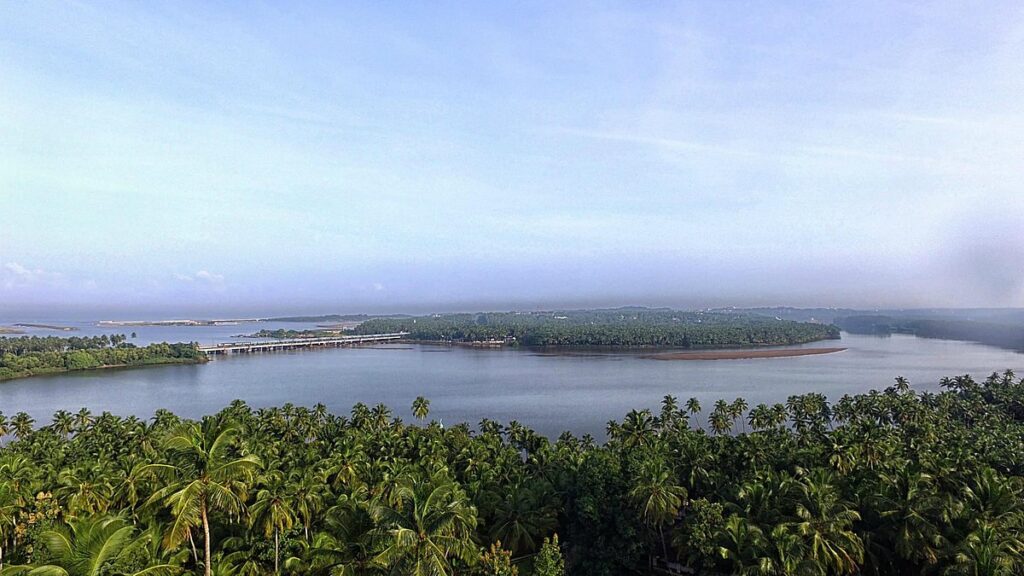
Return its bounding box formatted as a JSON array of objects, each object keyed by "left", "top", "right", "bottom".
[
  {"left": 357, "top": 307, "right": 842, "bottom": 348},
  {"left": 0, "top": 371, "right": 1021, "bottom": 575},
  {"left": 642, "top": 346, "right": 847, "bottom": 360},
  {"left": 245, "top": 308, "right": 842, "bottom": 350},
  {"left": 0, "top": 335, "right": 206, "bottom": 381},
  {"left": 835, "top": 314, "right": 1024, "bottom": 352}
]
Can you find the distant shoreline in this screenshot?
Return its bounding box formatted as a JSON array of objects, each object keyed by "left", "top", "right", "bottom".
[
  {"left": 13, "top": 323, "right": 78, "bottom": 331},
  {"left": 642, "top": 347, "right": 847, "bottom": 361}
]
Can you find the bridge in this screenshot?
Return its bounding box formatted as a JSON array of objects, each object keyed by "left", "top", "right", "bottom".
[{"left": 198, "top": 332, "right": 408, "bottom": 355}]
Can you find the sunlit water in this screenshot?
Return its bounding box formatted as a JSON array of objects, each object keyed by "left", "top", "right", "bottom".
[{"left": 1, "top": 321, "right": 1021, "bottom": 437}]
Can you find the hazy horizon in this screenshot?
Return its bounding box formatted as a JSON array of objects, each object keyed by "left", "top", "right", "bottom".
[{"left": 4, "top": 2, "right": 1024, "bottom": 317}]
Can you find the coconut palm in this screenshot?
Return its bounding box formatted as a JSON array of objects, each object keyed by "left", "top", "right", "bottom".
[
  {"left": 52, "top": 410, "right": 75, "bottom": 439},
  {"left": 148, "top": 418, "right": 261, "bottom": 576},
  {"left": 872, "top": 469, "right": 948, "bottom": 569},
  {"left": 307, "top": 497, "right": 377, "bottom": 576},
  {"left": 1, "top": 515, "right": 180, "bottom": 576},
  {"left": 620, "top": 410, "right": 656, "bottom": 448},
  {"left": 10, "top": 414, "right": 33, "bottom": 441},
  {"left": 788, "top": 470, "right": 863, "bottom": 575},
  {"left": 249, "top": 471, "right": 295, "bottom": 575},
  {"left": 369, "top": 472, "right": 478, "bottom": 576},
  {"left": 947, "top": 524, "right": 1024, "bottom": 576},
  {"left": 0, "top": 482, "right": 18, "bottom": 571},
  {"left": 412, "top": 397, "right": 430, "bottom": 422},
  {"left": 629, "top": 461, "right": 686, "bottom": 565},
  {"left": 685, "top": 398, "right": 702, "bottom": 430},
  {"left": 74, "top": 409, "right": 93, "bottom": 433},
  {"left": 716, "top": 515, "right": 766, "bottom": 575},
  {"left": 488, "top": 481, "right": 557, "bottom": 555}
]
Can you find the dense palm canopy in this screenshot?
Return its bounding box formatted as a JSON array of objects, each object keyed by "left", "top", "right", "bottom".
[{"left": 0, "top": 370, "right": 1023, "bottom": 575}]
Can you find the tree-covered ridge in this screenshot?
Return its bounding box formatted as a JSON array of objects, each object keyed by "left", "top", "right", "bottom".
[
  {"left": 0, "top": 335, "right": 205, "bottom": 381},
  {"left": 1, "top": 372, "right": 1023, "bottom": 574},
  {"left": 836, "top": 315, "right": 1024, "bottom": 352},
  {"left": 354, "top": 308, "right": 840, "bottom": 347}
]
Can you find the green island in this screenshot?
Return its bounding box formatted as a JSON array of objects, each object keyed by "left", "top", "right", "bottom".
[
  {"left": 0, "top": 371, "right": 1022, "bottom": 575},
  {"left": 0, "top": 335, "right": 206, "bottom": 382},
  {"left": 246, "top": 328, "right": 336, "bottom": 339},
  {"left": 352, "top": 307, "right": 840, "bottom": 347}
]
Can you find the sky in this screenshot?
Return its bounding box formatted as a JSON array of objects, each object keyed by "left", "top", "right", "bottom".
[{"left": 2, "top": 1, "right": 1023, "bottom": 318}]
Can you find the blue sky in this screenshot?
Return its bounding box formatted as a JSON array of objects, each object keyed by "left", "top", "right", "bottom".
[{"left": 2, "top": 1, "right": 1023, "bottom": 317}]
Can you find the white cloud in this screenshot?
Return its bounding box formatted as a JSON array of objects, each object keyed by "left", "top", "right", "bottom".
[
  {"left": 173, "top": 270, "right": 226, "bottom": 291},
  {"left": 2, "top": 262, "right": 62, "bottom": 289}
]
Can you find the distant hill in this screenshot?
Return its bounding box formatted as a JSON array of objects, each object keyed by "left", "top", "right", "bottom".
[
  {"left": 717, "top": 307, "right": 1024, "bottom": 352},
  {"left": 712, "top": 307, "right": 864, "bottom": 324}
]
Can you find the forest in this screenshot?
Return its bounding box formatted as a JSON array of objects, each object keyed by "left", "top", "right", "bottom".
[
  {"left": 354, "top": 308, "right": 840, "bottom": 348},
  {"left": 835, "top": 315, "right": 1024, "bottom": 352},
  {"left": 0, "top": 336, "right": 205, "bottom": 381},
  {"left": 247, "top": 330, "right": 325, "bottom": 340},
  {"left": 0, "top": 370, "right": 1022, "bottom": 575}
]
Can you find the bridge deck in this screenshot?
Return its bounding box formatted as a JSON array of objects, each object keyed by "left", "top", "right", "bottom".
[{"left": 199, "top": 332, "right": 408, "bottom": 354}]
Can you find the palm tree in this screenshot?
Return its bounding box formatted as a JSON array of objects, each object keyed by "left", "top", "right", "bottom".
[
  {"left": 74, "top": 408, "right": 94, "bottom": 433},
  {"left": 620, "top": 410, "right": 655, "bottom": 448},
  {"left": 52, "top": 410, "right": 75, "bottom": 438},
  {"left": 788, "top": 470, "right": 863, "bottom": 574},
  {"left": 2, "top": 515, "right": 180, "bottom": 575},
  {"left": 10, "top": 413, "right": 33, "bottom": 441},
  {"left": 149, "top": 418, "right": 261, "bottom": 576},
  {"left": 716, "top": 515, "right": 766, "bottom": 575},
  {"left": 659, "top": 395, "right": 679, "bottom": 429},
  {"left": 0, "top": 482, "right": 18, "bottom": 571},
  {"left": 629, "top": 461, "right": 687, "bottom": 565},
  {"left": 729, "top": 398, "right": 749, "bottom": 433},
  {"left": 287, "top": 471, "right": 325, "bottom": 542},
  {"left": 948, "top": 524, "right": 1024, "bottom": 576},
  {"left": 57, "top": 463, "right": 114, "bottom": 516},
  {"left": 489, "top": 481, "right": 557, "bottom": 555},
  {"left": 872, "top": 469, "right": 947, "bottom": 569},
  {"left": 686, "top": 398, "right": 702, "bottom": 430},
  {"left": 412, "top": 397, "right": 430, "bottom": 422},
  {"left": 369, "top": 472, "right": 478, "bottom": 576},
  {"left": 249, "top": 472, "right": 295, "bottom": 575}
]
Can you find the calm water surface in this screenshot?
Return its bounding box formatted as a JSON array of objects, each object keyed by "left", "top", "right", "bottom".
[{"left": 1, "top": 323, "right": 1021, "bottom": 436}]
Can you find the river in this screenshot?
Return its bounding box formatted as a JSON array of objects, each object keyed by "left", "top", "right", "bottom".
[{"left": 0, "top": 321, "right": 1021, "bottom": 437}]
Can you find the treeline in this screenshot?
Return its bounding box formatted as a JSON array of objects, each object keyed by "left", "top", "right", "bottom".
[
  {"left": 2, "top": 371, "right": 1023, "bottom": 574},
  {"left": 0, "top": 334, "right": 131, "bottom": 355},
  {"left": 354, "top": 308, "right": 840, "bottom": 347},
  {"left": 836, "top": 315, "right": 1024, "bottom": 351},
  {"left": 0, "top": 335, "right": 205, "bottom": 381},
  {"left": 248, "top": 329, "right": 327, "bottom": 339}
]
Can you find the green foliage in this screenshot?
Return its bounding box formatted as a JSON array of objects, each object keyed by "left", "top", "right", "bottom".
[
  {"left": 0, "top": 336, "right": 205, "bottom": 381},
  {"left": 477, "top": 541, "right": 518, "bottom": 576},
  {"left": 671, "top": 498, "right": 725, "bottom": 570},
  {"left": 354, "top": 307, "right": 840, "bottom": 347},
  {"left": 0, "top": 370, "right": 1022, "bottom": 575},
  {"left": 533, "top": 534, "right": 565, "bottom": 576}
]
